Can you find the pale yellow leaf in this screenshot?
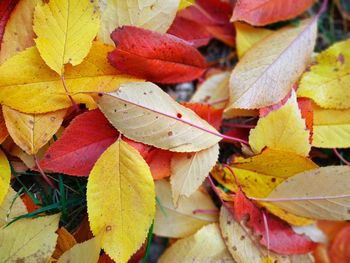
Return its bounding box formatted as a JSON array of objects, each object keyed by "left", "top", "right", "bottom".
[
  {"left": 158, "top": 223, "right": 234, "bottom": 263},
  {"left": 170, "top": 143, "right": 219, "bottom": 205},
  {"left": 0, "top": 42, "right": 137, "bottom": 113},
  {"left": 98, "top": 0, "right": 180, "bottom": 45},
  {"left": 228, "top": 18, "right": 317, "bottom": 109},
  {"left": 249, "top": 92, "right": 311, "bottom": 156},
  {"left": 154, "top": 180, "right": 218, "bottom": 238},
  {"left": 0, "top": 214, "right": 60, "bottom": 262},
  {"left": 191, "top": 72, "right": 230, "bottom": 109},
  {"left": 33, "top": 0, "right": 100, "bottom": 74},
  {"left": 0, "top": 149, "right": 10, "bottom": 206},
  {"left": 268, "top": 166, "right": 350, "bottom": 220},
  {"left": 0, "top": 187, "right": 27, "bottom": 227},
  {"left": 87, "top": 139, "right": 155, "bottom": 263},
  {"left": 3, "top": 106, "right": 66, "bottom": 155},
  {"left": 0, "top": 0, "right": 40, "bottom": 63},
  {"left": 57, "top": 235, "right": 102, "bottom": 263},
  {"left": 96, "top": 82, "right": 221, "bottom": 152},
  {"left": 298, "top": 39, "right": 350, "bottom": 109},
  {"left": 312, "top": 104, "right": 350, "bottom": 148},
  {"left": 219, "top": 207, "right": 314, "bottom": 263},
  {"left": 235, "top": 22, "right": 273, "bottom": 59}
]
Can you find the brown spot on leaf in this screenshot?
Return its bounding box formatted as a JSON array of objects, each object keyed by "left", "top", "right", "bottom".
[
  {"left": 337, "top": 53, "right": 345, "bottom": 64},
  {"left": 106, "top": 225, "right": 112, "bottom": 232},
  {"left": 177, "top": 113, "right": 182, "bottom": 118},
  {"left": 168, "top": 131, "right": 173, "bottom": 136}
]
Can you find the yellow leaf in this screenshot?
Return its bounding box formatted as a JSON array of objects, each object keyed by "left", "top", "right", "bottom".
[
  {"left": 0, "top": 214, "right": 60, "bottom": 262},
  {"left": 228, "top": 18, "right": 317, "bottom": 109},
  {"left": 87, "top": 139, "right": 155, "bottom": 262},
  {"left": 52, "top": 227, "right": 77, "bottom": 260},
  {"left": 178, "top": 0, "right": 194, "bottom": 10},
  {"left": 312, "top": 103, "right": 350, "bottom": 148},
  {"left": 154, "top": 180, "right": 218, "bottom": 238},
  {"left": 33, "top": 0, "right": 100, "bottom": 75},
  {"left": 268, "top": 166, "right": 350, "bottom": 220},
  {"left": 191, "top": 72, "right": 230, "bottom": 110},
  {"left": 158, "top": 223, "right": 234, "bottom": 263},
  {"left": 0, "top": 149, "right": 11, "bottom": 206},
  {"left": 98, "top": 0, "right": 180, "bottom": 45},
  {"left": 0, "top": 187, "right": 27, "bottom": 227},
  {"left": 57, "top": 235, "right": 102, "bottom": 263},
  {"left": 249, "top": 92, "right": 311, "bottom": 156},
  {"left": 0, "top": 0, "right": 40, "bottom": 63},
  {"left": 3, "top": 106, "right": 66, "bottom": 155},
  {"left": 96, "top": 82, "right": 221, "bottom": 152},
  {"left": 0, "top": 42, "right": 137, "bottom": 113},
  {"left": 170, "top": 143, "right": 219, "bottom": 205},
  {"left": 235, "top": 22, "right": 273, "bottom": 59},
  {"left": 298, "top": 39, "right": 350, "bottom": 109},
  {"left": 219, "top": 207, "right": 313, "bottom": 263}
]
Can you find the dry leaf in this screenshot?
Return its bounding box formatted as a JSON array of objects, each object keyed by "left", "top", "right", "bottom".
[
  {"left": 170, "top": 143, "right": 219, "bottom": 205},
  {"left": 268, "top": 166, "right": 350, "bottom": 220},
  {"left": 52, "top": 227, "right": 77, "bottom": 260},
  {"left": 228, "top": 18, "right": 317, "bottom": 109},
  {"left": 0, "top": 187, "right": 27, "bottom": 227},
  {"left": 154, "top": 180, "right": 218, "bottom": 238},
  {"left": 33, "top": 0, "right": 100, "bottom": 75},
  {"left": 96, "top": 82, "right": 221, "bottom": 152},
  {"left": 158, "top": 223, "right": 234, "bottom": 263},
  {"left": 87, "top": 139, "right": 155, "bottom": 262}
]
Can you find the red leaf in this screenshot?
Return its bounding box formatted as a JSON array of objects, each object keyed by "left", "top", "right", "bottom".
[
  {"left": 0, "top": 0, "right": 19, "bottom": 46},
  {"left": 234, "top": 189, "right": 316, "bottom": 255},
  {"left": 39, "top": 110, "right": 118, "bottom": 176},
  {"left": 182, "top": 102, "right": 223, "bottom": 130},
  {"left": 231, "top": 0, "right": 314, "bottom": 26},
  {"left": 330, "top": 225, "right": 350, "bottom": 263},
  {"left": 169, "top": 0, "right": 235, "bottom": 46},
  {"left": 108, "top": 26, "right": 207, "bottom": 84},
  {"left": 298, "top": 98, "right": 313, "bottom": 143}
]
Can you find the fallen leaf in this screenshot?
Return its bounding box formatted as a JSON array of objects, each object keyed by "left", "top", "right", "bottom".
[
  {"left": 312, "top": 104, "right": 350, "bottom": 148},
  {"left": 144, "top": 149, "right": 173, "bottom": 180},
  {"left": 0, "top": 109, "right": 9, "bottom": 144},
  {"left": 58, "top": 235, "right": 102, "bottom": 263},
  {"left": 219, "top": 207, "right": 314, "bottom": 263},
  {"left": 98, "top": 0, "right": 180, "bottom": 45},
  {"left": 0, "top": 0, "right": 19, "bottom": 47},
  {"left": 0, "top": 42, "right": 137, "bottom": 113},
  {"left": 95, "top": 82, "right": 221, "bottom": 152},
  {"left": 0, "top": 149, "right": 11, "bottom": 206},
  {"left": 235, "top": 22, "right": 273, "bottom": 58},
  {"left": 0, "top": 0, "right": 38, "bottom": 63},
  {"left": 298, "top": 39, "right": 350, "bottom": 109},
  {"left": 0, "top": 214, "right": 60, "bottom": 262},
  {"left": 249, "top": 92, "right": 311, "bottom": 156},
  {"left": 178, "top": 0, "right": 194, "bottom": 10},
  {"left": 158, "top": 223, "right": 234, "bottom": 262},
  {"left": 108, "top": 26, "right": 207, "bottom": 84},
  {"left": 154, "top": 180, "right": 218, "bottom": 238},
  {"left": 227, "top": 18, "right": 317, "bottom": 109},
  {"left": 33, "top": 0, "right": 100, "bottom": 75},
  {"left": 3, "top": 106, "right": 66, "bottom": 155},
  {"left": 52, "top": 227, "right": 77, "bottom": 260},
  {"left": 87, "top": 139, "right": 155, "bottom": 262},
  {"left": 329, "top": 225, "right": 350, "bottom": 263},
  {"left": 267, "top": 166, "right": 350, "bottom": 220},
  {"left": 234, "top": 189, "right": 316, "bottom": 255},
  {"left": 170, "top": 143, "right": 219, "bottom": 205},
  {"left": 191, "top": 71, "right": 230, "bottom": 109},
  {"left": 231, "top": 0, "right": 315, "bottom": 26},
  {"left": 0, "top": 187, "right": 27, "bottom": 227},
  {"left": 40, "top": 109, "right": 118, "bottom": 176}
]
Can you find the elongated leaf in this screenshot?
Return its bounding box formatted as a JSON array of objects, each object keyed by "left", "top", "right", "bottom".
[
  {"left": 108, "top": 26, "right": 207, "bottom": 84},
  {"left": 231, "top": 0, "right": 314, "bottom": 26},
  {"left": 228, "top": 18, "right": 317, "bottom": 109},
  {"left": 268, "top": 166, "right": 350, "bottom": 220},
  {"left": 0, "top": 42, "right": 136, "bottom": 113},
  {"left": 154, "top": 180, "right": 218, "bottom": 238},
  {"left": 0, "top": 187, "right": 27, "bottom": 227},
  {"left": 3, "top": 106, "right": 66, "bottom": 155},
  {"left": 33, "top": 0, "right": 100, "bottom": 74},
  {"left": 87, "top": 139, "right": 155, "bottom": 262},
  {"left": 0, "top": 149, "right": 11, "bottom": 206},
  {"left": 98, "top": 0, "right": 180, "bottom": 45},
  {"left": 0, "top": 214, "right": 60, "bottom": 262},
  {"left": 170, "top": 143, "right": 219, "bottom": 205},
  {"left": 158, "top": 223, "right": 234, "bottom": 263},
  {"left": 96, "top": 82, "right": 221, "bottom": 152}
]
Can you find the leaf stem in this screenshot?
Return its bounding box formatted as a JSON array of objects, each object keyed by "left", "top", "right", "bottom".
[
  {"left": 333, "top": 148, "right": 350, "bottom": 166},
  {"left": 60, "top": 75, "right": 79, "bottom": 112},
  {"left": 34, "top": 155, "right": 57, "bottom": 189},
  {"left": 250, "top": 194, "right": 350, "bottom": 202}
]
